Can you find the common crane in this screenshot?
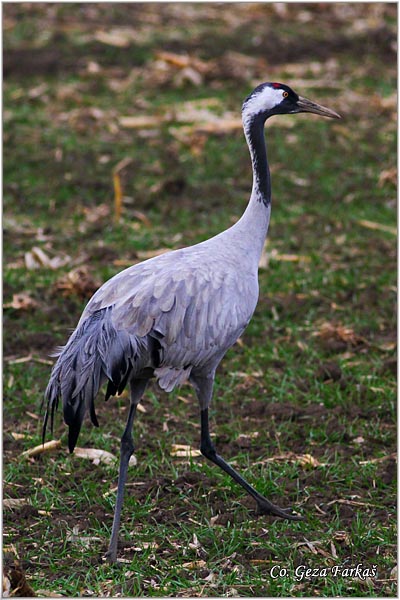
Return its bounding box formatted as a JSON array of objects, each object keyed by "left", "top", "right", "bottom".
[{"left": 43, "top": 82, "right": 340, "bottom": 562}]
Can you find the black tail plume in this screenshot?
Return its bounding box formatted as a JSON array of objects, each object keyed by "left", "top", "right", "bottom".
[{"left": 42, "top": 307, "right": 148, "bottom": 452}]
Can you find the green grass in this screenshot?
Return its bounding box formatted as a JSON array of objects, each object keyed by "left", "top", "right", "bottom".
[{"left": 3, "top": 3, "right": 396, "bottom": 597}]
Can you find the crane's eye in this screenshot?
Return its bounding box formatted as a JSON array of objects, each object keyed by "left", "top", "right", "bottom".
[{"left": 282, "top": 91, "right": 289, "bottom": 98}]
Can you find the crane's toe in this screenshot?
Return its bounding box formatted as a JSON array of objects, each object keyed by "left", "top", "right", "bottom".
[
  {"left": 104, "top": 549, "right": 118, "bottom": 564},
  {"left": 256, "top": 499, "right": 303, "bottom": 521}
]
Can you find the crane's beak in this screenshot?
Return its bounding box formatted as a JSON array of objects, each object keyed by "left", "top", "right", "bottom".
[{"left": 296, "top": 96, "right": 341, "bottom": 119}]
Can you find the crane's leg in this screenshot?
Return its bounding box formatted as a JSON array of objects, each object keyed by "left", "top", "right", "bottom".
[
  {"left": 105, "top": 378, "right": 148, "bottom": 563},
  {"left": 191, "top": 373, "right": 302, "bottom": 521}
]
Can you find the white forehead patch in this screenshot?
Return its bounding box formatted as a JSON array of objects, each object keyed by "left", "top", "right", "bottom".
[{"left": 242, "top": 86, "right": 284, "bottom": 122}]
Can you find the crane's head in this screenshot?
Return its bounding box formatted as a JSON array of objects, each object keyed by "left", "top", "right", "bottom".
[{"left": 242, "top": 82, "right": 341, "bottom": 123}]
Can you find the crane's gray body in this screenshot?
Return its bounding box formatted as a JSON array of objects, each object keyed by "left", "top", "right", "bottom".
[{"left": 57, "top": 199, "right": 270, "bottom": 407}]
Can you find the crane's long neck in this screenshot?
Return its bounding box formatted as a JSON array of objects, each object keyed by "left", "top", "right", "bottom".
[
  {"left": 228, "top": 113, "right": 272, "bottom": 262},
  {"left": 244, "top": 113, "right": 271, "bottom": 206}
]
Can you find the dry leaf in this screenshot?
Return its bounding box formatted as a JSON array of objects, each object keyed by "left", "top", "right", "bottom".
[
  {"left": 155, "top": 51, "right": 209, "bottom": 74},
  {"left": 119, "top": 115, "right": 163, "bottom": 129},
  {"left": 352, "top": 436, "right": 365, "bottom": 445},
  {"left": 326, "top": 498, "right": 381, "bottom": 509},
  {"left": 3, "top": 541, "right": 18, "bottom": 556},
  {"left": 94, "top": 28, "right": 136, "bottom": 48},
  {"left": 304, "top": 540, "right": 318, "bottom": 555},
  {"left": 5, "top": 259, "right": 25, "bottom": 270},
  {"left": 130, "top": 210, "right": 152, "bottom": 227},
  {"left": 5, "top": 353, "right": 32, "bottom": 364},
  {"left": 270, "top": 249, "right": 311, "bottom": 263},
  {"left": 288, "top": 174, "right": 310, "bottom": 187},
  {"left": 182, "top": 560, "right": 207, "bottom": 570},
  {"left": 2, "top": 575, "right": 11, "bottom": 597},
  {"left": 294, "top": 539, "right": 333, "bottom": 558},
  {"left": 73, "top": 447, "right": 138, "bottom": 466},
  {"left": 236, "top": 432, "right": 260, "bottom": 448},
  {"left": 333, "top": 530, "right": 351, "bottom": 545},
  {"left": 25, "top": 411, "right": 40, "bottom": 421},
  {"left": 83, "top": 203, "right": 110, "bottom": 223},
  {"left": 86, "top": 60, "right": 101, "bottom": 74},
  {"left": 359, "top": 452, "right": 397, "bottom": 465},
  {"left": 188, "top": 533, "right": 201, "bottom": 550},
  {"left": 259, "top": 246, "right": 311, "bottom": 269},
  {"left": 113, "top": 157, "right": 134, "bottom": 221},
  {"left": 3, "top": 293, "right": 38, "bottom": 311},
  {"left": 297, "top": 453, "right": 321, "bottom": 468},
  {"left": 378, "top": 167, "right": 397, "bottom": 187},
  {"left": 25, "top": 246, "right": 51, "bottom": 268},
  {"left": 4, "top": 498, "right": 31, "bottom": 510},
  {"left": 73, "top": 447, "right": 116, "bottom": 465},
  {"left": 155, "top": 51, "right": 192, "bottom": 69},
  {"left": 175, "top": 66, "right": 203, "bottom": 86},
  {"left": 123, "top": 542, "right": 159, "bottom": 552},
  {"left": 255, "top": 451, "right": 326, "bottom": 468},
  {"left": 141, "top": 541, "right": 159, "bottom": 550},
  {"left": 25, "top": 246, "right": 71, "bottom": 270},
  {"left": 170, "top": 444, "right": 202, "bottom": 458},
  {"left": 184, "top": 119, "right": 243, "bottom": 133},
  {"left": 11, "top": 432, "right": 28, "bottom": 441},
  {"left": 24, "top": 251, "right": 39, "bottom": 270},
  {"left": 169, "top": 98, "right": 226, "bottom": 123},
  {"left": 66, "top": 525, "right": 102, "bottom": 547},
  {"left": 62, "top": 107, "right": 109, "bottom": 132},
  {"left": 357, "top": 219, "right": 396, "bottom": 236},
  {"left": 375, "top": 341, "right": 396, "bottom": 352},
  {"left": 370, "top": 91, "right": 397, "bottom": 114},
  {"left": 53, "top": 266, "right": 100, "bottom": 300},
  {"left": 313, "top": 322, "right": 367, "bottom": 346},
  {"left": 5, "top": 354, "right": 48, "bottom": 365},
  {"left": 21, "top": 439, "right": 61, "bottom": 459},
  {"left": 330, "top": 540, "right": 338, "bottom": 559},
  {"left": 28, "top": 82, "right": 48, "bottom": 99}
]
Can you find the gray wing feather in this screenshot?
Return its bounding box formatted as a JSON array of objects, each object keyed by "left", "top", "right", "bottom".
[
  {"left": 158, "top": 290, "right": 176, "bottom": 313},
  {"left": 79, "top": 247, "right": 258, "bottom": 380}
]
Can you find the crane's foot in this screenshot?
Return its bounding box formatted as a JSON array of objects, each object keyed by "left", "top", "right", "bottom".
[
  {"left": 104, "top": 548, "right": 118, "bottom": 564},
  {"left": 256, "top": 497, "right": 303, "bottom": 521}
]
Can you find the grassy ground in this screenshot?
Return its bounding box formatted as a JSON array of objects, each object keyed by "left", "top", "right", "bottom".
[{"left": 3, "top": 3, "right": 397, "bottom": 597}]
